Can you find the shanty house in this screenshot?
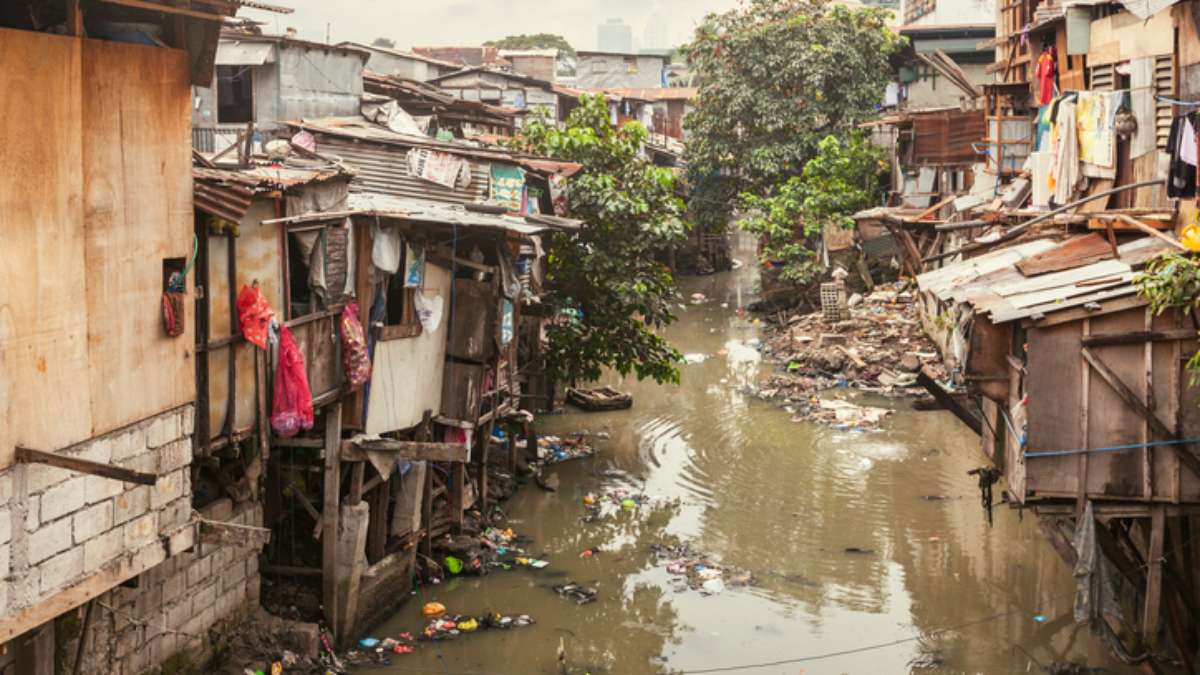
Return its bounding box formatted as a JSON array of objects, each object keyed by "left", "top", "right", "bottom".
[
  {"left": 0, "top": 1, "right": 289, "bottom": 673},
  {"left": 341, "top": 41, "right": 460, "bottom": 82},
  {"left": 573, "top": 50, "right": 671, "bottom": 89},
  {"left": 428, "top": 67, "right": 568, "bottom": 120},
  {"left": 192, "top": 32, "right": 370, "bottom": 154}
]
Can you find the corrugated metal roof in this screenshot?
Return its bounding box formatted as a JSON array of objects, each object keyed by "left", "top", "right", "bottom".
[
  {"left": 261, "top": 193, "right": 581, "bottom": 236},
  {"left": 193, "top": 161, "right": 351, "bottom": 221},
  {"left": 318, "top": 135, "right": 490, "bottom": 205},
  {"left": 918, "top": 237, "right": 1175, "bottom": 324}
]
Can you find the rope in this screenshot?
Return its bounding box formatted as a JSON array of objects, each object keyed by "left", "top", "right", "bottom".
[{"left": 1024, "top": 436, "right": 1200, "bottom": 458}]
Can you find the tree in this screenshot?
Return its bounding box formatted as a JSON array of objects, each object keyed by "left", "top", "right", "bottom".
[
  {"left": 509, "top": 94, "right": 688, "bottom": 385},
  {"left": 740, "top": 133, "right": 886, "bottom": 284},
  {"left": 370, "top": 37, "right": 396, "bottom": 49},
  {"left": 484, "top": 33, "right": 575, "bottom": 57},
  {"left": 682, "top": 0, "right": 903, "bottom": 231}
]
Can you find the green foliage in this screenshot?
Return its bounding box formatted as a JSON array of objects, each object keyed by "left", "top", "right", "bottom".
[
  {"left": 370, "top": 37, "right": 396, "bottom": 49},
  {"left": 739, "top": 133, "right": 886, "bottom": 283},
  {"left": 1136, "top": 254, "right": 1200, "bottom": 385},
  {"left": 509, "top": 94, "right": 688, "bottom": 385},
  {"left": 484, "top": 33, "right": 576, "bottom": 58},
  {"left": 682, "top": 0, "right": 903, "bottom": 230}
]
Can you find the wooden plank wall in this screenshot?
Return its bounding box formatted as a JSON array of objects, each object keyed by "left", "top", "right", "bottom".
[
  {"left": 82, "top": 38, "right": 195, "bottom": 437},
  {"left": 0, "top": 30, "right": 91, "bottom": 469},
  {"left": 0, "top": 29, "right": 194, "bottom": 469}
]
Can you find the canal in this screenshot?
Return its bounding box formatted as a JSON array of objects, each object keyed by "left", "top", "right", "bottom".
[{"left": 369, "top": 233, "right": 1135, "bottom": 674}]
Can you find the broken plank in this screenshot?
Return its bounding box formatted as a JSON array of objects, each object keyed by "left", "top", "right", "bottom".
[
  {"left": 1082, "top": 329, "right": 1198, "bottom": 347},
  {"left": 916, "top": 369, "right": 982, "bottom": 435},
  {"left": 15, "top": 446, "right": 156, "bottom": 486},
  {"left": 340, "top": 440, "right": 468, "bottom": 464}
]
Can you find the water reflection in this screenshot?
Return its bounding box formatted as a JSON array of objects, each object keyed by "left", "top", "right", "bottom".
[{"left": 369, "top": 233, "right": 1135, "bottom": 674}]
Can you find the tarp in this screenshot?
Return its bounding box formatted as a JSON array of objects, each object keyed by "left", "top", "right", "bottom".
[{"left": 1118, "top": 0, "right": 1179, "bottom": 20}]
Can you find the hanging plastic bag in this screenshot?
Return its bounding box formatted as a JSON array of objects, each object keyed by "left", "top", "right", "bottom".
[
  {"left": 340, "top": 303, "right": 371, "bottom": 387},
  {"left": 237, "top": 284, "right": 275, "bottom": 349},
  {"left": 271, "top": 325, "right": 314, "bottom": 438}
]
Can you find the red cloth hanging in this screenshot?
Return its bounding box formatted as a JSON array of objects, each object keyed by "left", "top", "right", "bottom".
[
  {"left": 1036, "top": 49, "right": 1056, "bottom": 106},
  {"left": 271, "top": 325, "right": 314, "bottom": 438},
  {"left": 340, "top": 303, "right": 371, "bottom": 387},
  {"left": 236, "top": 284, "right": 275, "bottom": 349}
]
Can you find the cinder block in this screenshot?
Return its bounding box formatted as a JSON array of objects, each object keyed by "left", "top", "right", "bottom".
[
  {"left": 146, "top": 414, "right": 180, "bottom": 450},
  {"left": 111, "top": 428, "right": 145, "bottom": 463},
  {"left": 41, "top": 477, "right": 87, "bottom": 523},
  {"left": 166, "top": 598, "right": 192, "bottom": 631},
  {"left": 244, "top": 555, "right": 259, "bottom": 579},
  {"left": 119, "top": 451, "right": 156, "bottom": 476},
  {"left": 151, "top": 470, "right": 185, "bottom": 510},
  {"left": 38, "top": 547, "right": 84, "bottom": 595},
  {"left": 24, "top": 495, "right": 39, "bottom": 533},
  {"left": 0, "top": 473, "right": 13, "bottom": 504},
  {"left": 26, "top": 463, "right": 71, "bottom": 495},
  {"left": 193, "top": 579, "right": 217, "bottom": 611},
  {"left": 180, "top": 605, "right": 214, "bottom": 640},
  {"left": 160, "top": 498, "right": 191, "bottom": 532},
  {"left": 76, "top": 434, "right": 114, "bottom": 465},
  {"left": 83, "top": 474, "right": 124, "bottom": 505},
  {"left": 73, "top": 501, "right": 113, "bottom": 544},
  {"left": 0, "top": 544, "right": 11, "bottom": 578},
  {"left": 158, "top": 439, "right": 192, "bottom": 474},
  {"left": 162, "top": 572, "right": 186, "bottom": 604},
  {"left": 114, "top": 623, "right": 141, "bottom": 658},
  {"left": 221, "top": 559, "right": 247, "bottom": 592},
  {"left": 214, "top": 584, "right": 244, "bottom": 620},
  {"left": 113, "top": 486, "right": 149, "bottom": 525},
  {"left": 84, "top": 528, "right": 123, "bottom": 572},
  {"left": 124, "top": 513, "right": 158, "bottom": 549},
  {"left": 0, "top": 509, "right": 11, "bottom": 546},
  {"left": 186, "top": 557, "right": 212, "bottom": 588},
  {"left": 28, "top": 517, "right": 72, "bottom": 564}
]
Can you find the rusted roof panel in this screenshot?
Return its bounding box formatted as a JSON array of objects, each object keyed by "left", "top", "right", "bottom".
[{"left": 1014, "top": 233, "right": 1115, "bottom": 276}]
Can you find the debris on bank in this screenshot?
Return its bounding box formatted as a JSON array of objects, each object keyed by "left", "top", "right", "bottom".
[{"left": 753, "top": 282, "right": 948, "bottom": 430}]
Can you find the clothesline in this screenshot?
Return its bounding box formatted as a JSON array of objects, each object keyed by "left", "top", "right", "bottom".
[{"left": 1155, "top": 94, "right": 1200, "bottom": 108}]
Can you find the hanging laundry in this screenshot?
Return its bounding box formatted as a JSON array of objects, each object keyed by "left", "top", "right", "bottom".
[
  {"left": 1167, "top": 114, "right": 1198, "bottom": 199},
  {"left": 1129, "top": 58, "right": 1157, "bottom": 160},
  {"left": 404, "top": 243, "right": 425, "bottom": 288},
  {"left": 372, "top": 223, "right": 402, "bottom": 274},
  {"left": 271, "top": 325, "right": 314, "bottom": 438},
  {"left": 1049, "top": 99, "right": 1081, "bottom": 206},
  {"left": 490, "top": 163, "right": 526, "bottom": 212},
  {"left": 1035, "top": 48, "right": 1056, "bottom": 106},
  {"left": 340, "top": 304, "right": 371, "bottom": 388},
  {"left": 236, "top": 284, "right": 275, "bottom": 349}
]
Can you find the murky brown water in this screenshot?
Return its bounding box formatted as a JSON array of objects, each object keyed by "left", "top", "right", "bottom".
[{"left": 368, "top": 233, "right": 1136, "bottom": 674}]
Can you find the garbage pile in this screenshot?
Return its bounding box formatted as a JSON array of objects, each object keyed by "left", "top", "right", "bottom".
[
  {"left": 651, "top": 543, "right": 753, "bottom": 596},
  {"left": 552, "top": 581, "right": 599, "bottom": 604},
  {"left": 418, "top": 604, "right": 535, "bottom": 641},
  {"left": 581, "top": 489, "right": 680, "bottom": 523},
  {"left": 432, "top": 528, "right": 551, "bottom": 579},
  {"left": 754, "top": 282, "right": 947, "bottom": 430},
  {"left": 535, "top": 434, "right": 596, "bottom": 465}
]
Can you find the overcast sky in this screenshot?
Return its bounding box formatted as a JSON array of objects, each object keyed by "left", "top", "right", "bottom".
[{"left": 240, "top": 0, "right": 741, "bottom": 51}]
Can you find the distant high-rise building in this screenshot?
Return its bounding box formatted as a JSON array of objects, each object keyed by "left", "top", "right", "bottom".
[
  {"left": 597, "top": 18, "right": 633, "bottom": 53},
  {"left": 643, "top": 13, "right": 669, "bottom": 50}
]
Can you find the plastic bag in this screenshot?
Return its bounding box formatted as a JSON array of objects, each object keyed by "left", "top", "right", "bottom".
[
  {"left": 236, "top": 284, "right": 275, "bottom": 349},
  {"left": 271, "top": 325, "right": 314, "bottom": 438},
  {"left": 340, "top": 304, "right": 371, "bottom": 387}
]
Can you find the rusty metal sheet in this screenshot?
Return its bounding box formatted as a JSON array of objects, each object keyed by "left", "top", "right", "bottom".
[
  {"left": 1014, "top": 233, "right": 1115, "bottom": 276},
  {"left": 911, "top": 109, "right": 985, "bottom": 165}
]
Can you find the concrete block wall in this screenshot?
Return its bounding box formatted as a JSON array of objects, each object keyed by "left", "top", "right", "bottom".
[
  {"left": 0, "top": 405, "right": 195, "bottom": 621},
  {"left": 60, "top": 498, "right": 264, "bottom": 675}
]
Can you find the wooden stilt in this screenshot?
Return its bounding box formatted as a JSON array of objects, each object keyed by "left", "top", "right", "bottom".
[
  {"left": 1144, "top": 506, "right": 1165, "bottom": 645},
  {"left": 321, "top": 403, "right": 342, "bottom": 642}
]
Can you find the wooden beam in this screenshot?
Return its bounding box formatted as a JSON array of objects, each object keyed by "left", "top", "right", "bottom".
[
  {"left": 449, "top": 462, "right": 465, "bottom": 534},
  {"left": 15, "top": 447, "right": 156, "bottom": 486},
  {"left": 321, "top": 403, "right": 342, "bottom": 642},
  {"left": 1082, "top": 329, "right": 1199, "bottom": 347},
  {"left": 340, "top": 440, "right": 469, "bottom": 464},
  {"left": 915, "top": 369, "right": 982, "bottom": 435},
  {"left": 96, "top": 0, "right": 227, "bottom": 21},
  {"left": 1114, "top": 214, "right": 1188, "bottom": 252},
  {"left": 1081, "top": 347, "right": 1200, "bottom": 478},
  {"left": 349, "top": 462, "right": 365, "bottom": 505},
  {"left": 1144, "top": 505, "right": 1166, "bottom": 643},
  {"left": 64, "top": 0, "right": 83, "bottom": 36}
]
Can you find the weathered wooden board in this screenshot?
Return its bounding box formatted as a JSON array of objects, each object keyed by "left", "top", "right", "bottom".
[
  {"left": 82, "top": 38, "right": 194, "bottom": 436},
  {"left": 1088, "top": 13, "right": 1172, "bottom": 66},
  {"left": 445, "top": 278, "right": 497, "bottom": 362},
  {"left": 1026, "top": 321, "right": 1083, "bottom": 496},
  {"left": 365, "top": 263, "right": 451, "bottom": 434},
  {"left": 1083, "top": 309, "right": 1148, "bottom": 497},
  {"left": 0, "top": 29, "right": 91, "bottom": 468}
]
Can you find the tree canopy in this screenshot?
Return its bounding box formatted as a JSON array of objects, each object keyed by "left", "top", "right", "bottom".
[
  {"left": 682, "top": 0, "right": 903, "bottom": 230},
  {"left": 484, "top": 33, "right": 575, "bottom": 57},
  {"left": 370, "top": 37, "right": 396, "bottom": 49},
  {"left": 740, "top": 133, "right": 887, "bottom": 283},
  {"left": 509, "top": 95, "right": 687, "bottom": 385}
]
